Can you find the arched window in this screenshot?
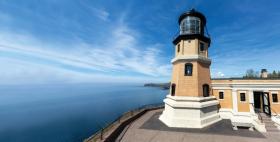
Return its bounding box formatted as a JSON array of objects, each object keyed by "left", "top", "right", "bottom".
[
  {"left": 171, "top": 84, "right": 176, "bottom": 96},
  {"left": 177, "top": 44, "right": 180, "bottom": 53},
  {"left": 185, "top": 63, "right": 193, "bottom": 76},
  {"left": 203, "top": 84, "right": 209, "bottom": 97},
  {"left": 199, "top": 42, "right": 205, "bottom": 52}
]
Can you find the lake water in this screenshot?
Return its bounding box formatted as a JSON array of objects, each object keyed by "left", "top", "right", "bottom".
[{"left": 0, "top": 83, "right": 168, "bottom": 142}]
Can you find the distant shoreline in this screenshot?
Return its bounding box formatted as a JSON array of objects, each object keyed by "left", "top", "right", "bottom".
[{"left": 144, "top": 83, "right": 170, "bottom": 90}]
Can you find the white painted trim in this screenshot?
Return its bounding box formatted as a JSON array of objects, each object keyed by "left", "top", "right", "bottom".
[
  {"left": 212, "top": 87, "right": 232, "bottom": 90},
  {"left": 248, "top": 90, "right": 254, "bottom": 114},
  {"left": 164, "top": 97, "right": 219, "bottom": 108},
  {"left": 212, "top": 82, "right": 280, "bottom": 85},
  {"left": 232, "top": 90, "right": 238, "bottom": 113},
  {"left": 171, "top": 55, "right": 211, "bottom": 64},
  {"left": 272, "top": 102, "right": 280, "bottom": 104},
  {"left": 212, "top": 87, "right": 280, "bottom": 90},
  {"left": 166, "top": 95, "right": 216, "bottom": 102},
  {"left": 270, "top": 91, "right": 279, "bottom": 94},
  {"left": 238, "top": 90, "right": 247, "bottom": 93},
  {"left": 211, "top": 83, "right": 280, "bottom": 90}
]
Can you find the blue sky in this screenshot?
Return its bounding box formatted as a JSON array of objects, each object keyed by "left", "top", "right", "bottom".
[{"left": 0, "top": 0, "right": 280, "bottom": 84}]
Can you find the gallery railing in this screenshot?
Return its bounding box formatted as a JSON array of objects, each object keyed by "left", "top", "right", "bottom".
[
  {"left": 251, "top": 103, "right": 280, "bottom": 123},
  {"left": 84, "top": 103, "right": 164, "bottom": 142}
]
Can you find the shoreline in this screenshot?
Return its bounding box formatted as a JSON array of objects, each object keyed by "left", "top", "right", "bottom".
[{"left": 143, "top": 83, "right": 170, "bottom": 90}]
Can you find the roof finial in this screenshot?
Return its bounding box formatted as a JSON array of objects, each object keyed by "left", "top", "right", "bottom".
[{"left": 190, "top": 8, "right": 195, "bottom": 12}]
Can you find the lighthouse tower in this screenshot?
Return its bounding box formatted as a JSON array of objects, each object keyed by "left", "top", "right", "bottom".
[{"left": 159, "top": 9, "right": 221, "bottom": 128}]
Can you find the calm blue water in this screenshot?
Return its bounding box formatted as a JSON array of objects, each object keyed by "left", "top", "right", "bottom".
[{"left": 0, "top": 83, "right": 167, "bottom": 142}]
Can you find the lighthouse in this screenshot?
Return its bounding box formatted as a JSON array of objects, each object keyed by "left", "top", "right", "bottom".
[{"left": 159, "top": 9, "right": 221, "bottom": 128}]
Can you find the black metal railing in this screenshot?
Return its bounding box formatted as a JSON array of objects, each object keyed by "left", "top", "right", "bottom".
[
  {"left": 172, "top": 29, "right": 211, "bottom": 40},
  {"left": 250, "top": 103, "right": 263, "bottom": 123},
  {"left": 251, "top": 102, "right": 280, "bottom": 123},
  {"left": 84, "top": 103, "right": 164, "bottom": 142}
]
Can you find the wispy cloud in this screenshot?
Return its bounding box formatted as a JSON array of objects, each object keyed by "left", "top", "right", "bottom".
[
  {"left": 79, "top": 1, "right": 110, "bottom": 21},
  {"left": 91, "top": 7, "right": 109, "bottom": 21},
  {"left": 0, "top": 15, "right": 171, "bottom": 84}
]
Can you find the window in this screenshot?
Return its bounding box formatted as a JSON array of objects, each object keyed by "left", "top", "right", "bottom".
[
  {"left": 184, "top": 63, "right": 193, "bottom": 76},
  {"left": 240, "top": 93, "right": 246, "bottom": 102},
  {"left": 219, "top": 92, "right": 224, "bottom": 99},
  {"left": 199, "top": 42, "right": 205, "bottom": 52},
  {"left": 272, "top": 93, "right": 278, "bottom": 103},
  {"left": 171, "top": 84, "right": 176, "bottom": 96},
  {"left": 180, "top": 16, "right": 201, "bottom": 35},
  {"left": 177, "top": 44, "right": 180, "bottom": 53},
  {"left": 203, "top": 84, "right": 209, "bottom": 97}
]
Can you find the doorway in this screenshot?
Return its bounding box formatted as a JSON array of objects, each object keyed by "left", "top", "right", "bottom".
[
  {"left": 253, "top": 91, "right": 271, "bottom": 116},
  {"left": 254, "top": 92, "right": 262, "bottom": 113}
]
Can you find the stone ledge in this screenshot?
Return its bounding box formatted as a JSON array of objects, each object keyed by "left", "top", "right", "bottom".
[
  {"left": 166, "top": 95, "right": 216, "bottom": 102},
  {"left": 164, "top": 96, "right": 219, "bottom": 109},
  {"left": 171, "top": 55, "right": 211, "bottom": 64}
]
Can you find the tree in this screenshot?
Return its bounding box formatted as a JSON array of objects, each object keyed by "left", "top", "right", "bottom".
[
  {"left": 243, "top": 69, "right": 259, "bottom": 78},
  {"left": 272, "top": 70, "right": 277, "bottom": 78},
  {"left": 267, "top": 70, "right": 280, "bottom": 78}
]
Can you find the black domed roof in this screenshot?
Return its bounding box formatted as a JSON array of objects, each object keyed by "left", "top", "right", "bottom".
[{"left": 178, "top": 9, "right": 206, "bottom": 25}]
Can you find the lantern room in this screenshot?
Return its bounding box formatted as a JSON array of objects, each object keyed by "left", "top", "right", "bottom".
[
  {"left": 178, "top": 9, "right": 206, "bottom": 35},
  {"left": 173, "top": 9, "right": 210, "bottom": 45}
]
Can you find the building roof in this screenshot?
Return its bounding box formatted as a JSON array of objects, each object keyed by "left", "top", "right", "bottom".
[
  {"left": 178, "top": 9, "right": 206, "bottom": 25},
  {"left": 212, "top": 78, "right": 280, "bottom": 80}
]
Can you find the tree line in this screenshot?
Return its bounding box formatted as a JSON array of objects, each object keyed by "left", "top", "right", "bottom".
[{"left": 243, "top": 69, "right": 280, "bottom": 79}]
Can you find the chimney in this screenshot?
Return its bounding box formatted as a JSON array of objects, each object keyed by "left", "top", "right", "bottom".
[{"left": 260, "top": 69, "right": 268, "bottom": 78}]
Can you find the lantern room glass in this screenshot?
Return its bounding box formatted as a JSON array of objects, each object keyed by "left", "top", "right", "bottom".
[{"left": 180, "top": 16, "right": 201, "bottom": 35}]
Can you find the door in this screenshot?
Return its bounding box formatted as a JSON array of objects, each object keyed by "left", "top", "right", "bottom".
[
  {"left": 202, "top": 84, "right": 209, "bottom": 97},
  {"left": 171, "top": 84, "right": 176, "bottom": 96},
  {"left": 262, "top": 92, "right": 271, "bottom": 116},
  {"left": 253, "top": 92, "right": 261, "bottom": 112}
]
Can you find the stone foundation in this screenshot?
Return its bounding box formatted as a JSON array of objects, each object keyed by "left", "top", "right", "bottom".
[{"left": 159, "top": 95, "right": 221, "bottom": 128}]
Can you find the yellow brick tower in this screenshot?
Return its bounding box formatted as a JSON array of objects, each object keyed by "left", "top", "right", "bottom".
[{"left": 159, "top": 9, "right": 221, "bottom": 128}]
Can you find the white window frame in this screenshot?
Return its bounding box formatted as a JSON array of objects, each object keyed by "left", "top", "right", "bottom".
[
  {"left": 239, "top": 91, "right": 247, "bottom": 103},
  {"left": 218, "top": 90, "right": 224, "bottom": 100}
]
